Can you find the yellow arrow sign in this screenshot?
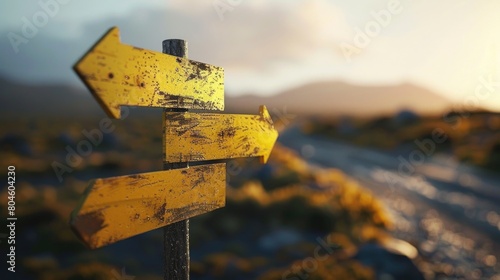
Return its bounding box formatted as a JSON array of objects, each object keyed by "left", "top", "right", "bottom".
[
  {"left": 70, "top": 163, "right": 226, "bottom": 249},
  {"left": 74, "top": 27, "right": 224, "bottom": 119},
  {"left": 164, "top": 105, "right": 278, "bottom": 164}
]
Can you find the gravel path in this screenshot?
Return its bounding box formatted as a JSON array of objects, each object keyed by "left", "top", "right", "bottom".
[{"left": 280, "top": 126, "right": 500, "bottom": 279}]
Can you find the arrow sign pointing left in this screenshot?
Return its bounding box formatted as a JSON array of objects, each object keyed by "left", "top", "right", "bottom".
[
  {"left": 74, "top": 27, "right": 224, "bottom": 119},
  {"left": 70, "top": 163, "right": 226, "bottom": 249}
]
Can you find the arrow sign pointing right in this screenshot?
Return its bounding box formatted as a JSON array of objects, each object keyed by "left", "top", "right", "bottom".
[
  {"left": 164, "top": 105, "right": 279, "bottom": 164},
  {"left": 73, "top": 27, "right": 224, "bottom": 119}
]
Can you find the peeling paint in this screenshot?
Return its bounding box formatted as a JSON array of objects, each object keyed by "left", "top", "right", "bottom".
[
  {"left": 71, "top": 210, "right": 106, "bottom": 248},
  {"left": 164, "top": 105, "right": 278, "bottom": 163},
  {"left": 70, "top": 163, "right": 226, "bottom": 249},
  {"left": 73, "top": 27, "right": 224, "bottom": 119}
]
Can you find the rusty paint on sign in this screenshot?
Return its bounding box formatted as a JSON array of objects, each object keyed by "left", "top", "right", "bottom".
[
  {"left": 164, "top": 105, "right": 278, "bottom": 164},
  {"left": 70, "top": 163, "right": 226, "bottom": 249},
  {"left": 73, "top": 27, "right": 224, "bottom": 119}
]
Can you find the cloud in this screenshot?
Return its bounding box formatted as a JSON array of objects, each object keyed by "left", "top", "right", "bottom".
[{"left": 0, "top": 0, "right": 351, "bottom": 88}]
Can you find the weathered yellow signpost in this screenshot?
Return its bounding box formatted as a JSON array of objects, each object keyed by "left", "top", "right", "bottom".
[
  {"left": 69, "top": 27, "right": 278, "bottom": 279},
  {"left": 73, "top": 27, "right": 224, "bottom": 118}
]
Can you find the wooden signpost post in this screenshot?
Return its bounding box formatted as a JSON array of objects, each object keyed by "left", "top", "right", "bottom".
[{"left": 69, "top": 27, "right": 278, "bottom": 279}]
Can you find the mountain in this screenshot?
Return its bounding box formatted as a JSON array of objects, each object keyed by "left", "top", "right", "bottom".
[
  {"left": 0, "top": 77, "right": 451, "bottom": 119},
  {"left": 226, "top": 81, "right": 452, "bottom": 116}
]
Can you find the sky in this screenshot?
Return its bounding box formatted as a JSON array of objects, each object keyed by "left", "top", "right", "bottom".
[{"left": 0, "top": 0, "right": 499, "bottom": 110}]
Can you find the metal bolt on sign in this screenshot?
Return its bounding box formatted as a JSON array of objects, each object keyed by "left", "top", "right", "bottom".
[{"left": 69, "top": 27, "right": 278, "bottom": 279}]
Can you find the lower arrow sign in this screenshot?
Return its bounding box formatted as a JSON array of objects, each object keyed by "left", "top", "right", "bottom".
[
  {"left": 70, "top": 163, "right": 226, "bottom": 249},
  {"left": 164, "top": 105, "right": 278, "bottom": 164}
]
